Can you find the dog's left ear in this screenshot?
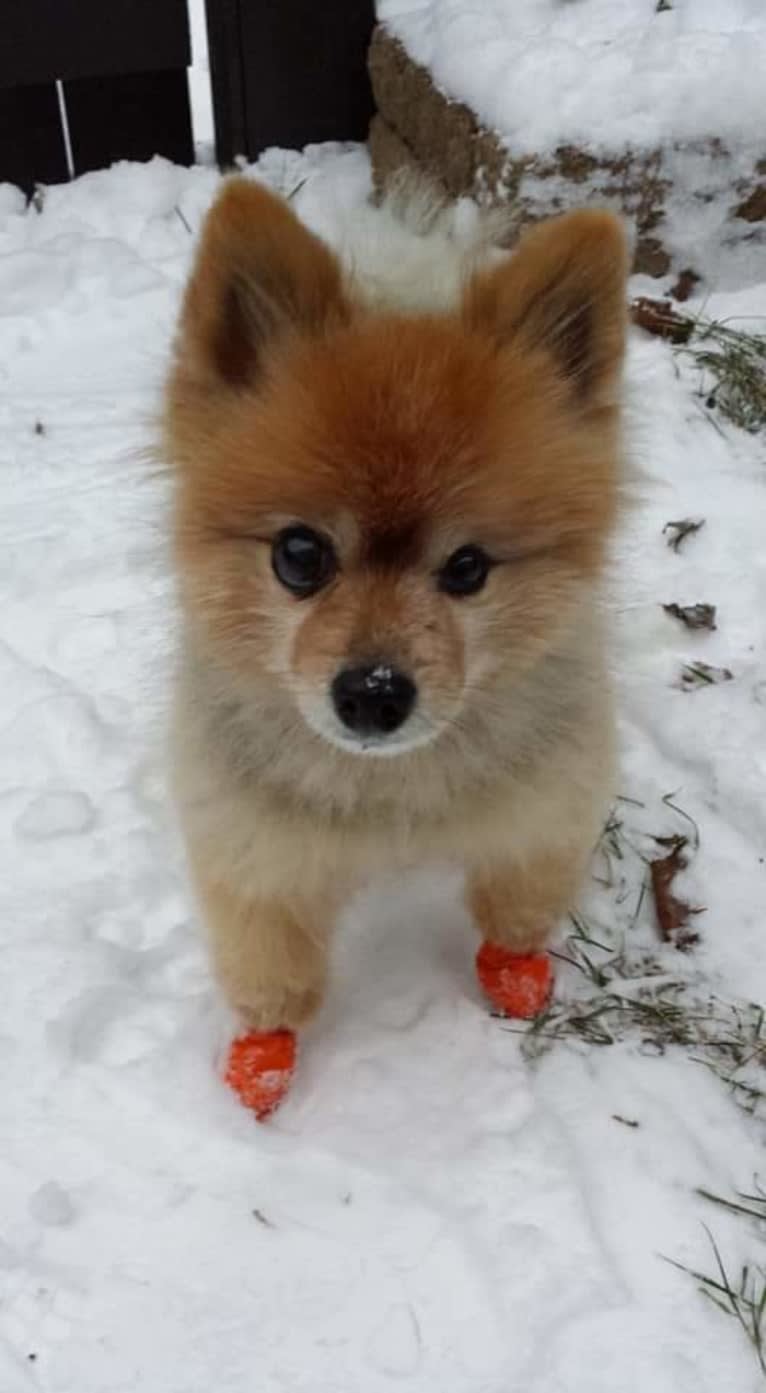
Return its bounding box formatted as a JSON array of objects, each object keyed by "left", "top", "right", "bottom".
[{"left": 463, "top": 210, "right": 628, "bottom": 407}]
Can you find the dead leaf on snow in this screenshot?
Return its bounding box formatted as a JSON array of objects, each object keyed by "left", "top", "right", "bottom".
[
  {"left": 663, "top": 603, "right": 717, "bottom": 632},
  {"left": 676, "top": 661, "right": 733, "bottom": 691},
  {"left": 650, "top": 835, "right": 704, "bottom": 951},
  {"left": 663, "top": 518, "right": 705, "bottom": 552}
]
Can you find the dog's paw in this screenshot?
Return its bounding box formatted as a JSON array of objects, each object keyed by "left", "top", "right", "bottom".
[
  {"left": 476, "top": 942, "right": 553, "bottom": 1019},
  {"left": 224, "top": 1029, "right": 296, "bottom": 1119}
]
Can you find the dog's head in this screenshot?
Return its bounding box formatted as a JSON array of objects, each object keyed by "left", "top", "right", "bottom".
[{"left": 167, "top": 181, "right": 627, "bottom": 759}]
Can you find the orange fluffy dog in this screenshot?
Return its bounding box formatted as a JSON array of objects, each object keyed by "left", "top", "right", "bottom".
[{"left": 165, "top": 178, "right": 627, "bottom": 1117}]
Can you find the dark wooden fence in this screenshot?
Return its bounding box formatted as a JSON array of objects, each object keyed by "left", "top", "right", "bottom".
[
  {"left": 0, "top": 1, "right": 375, "bottom": 192},
  {"left": 0, "top": 0, "right": 193, "bottom": 192},
  {"left": 203, "top": 0, "right": 375, "bottom": 168}
]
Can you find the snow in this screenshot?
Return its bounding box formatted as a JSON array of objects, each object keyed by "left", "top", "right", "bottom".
[
  {"left": 1, "top": 142, "right": 765, "bottom": 1392},
  {"left": 378, "top": 0, "right": 766, "bottom": 156}
]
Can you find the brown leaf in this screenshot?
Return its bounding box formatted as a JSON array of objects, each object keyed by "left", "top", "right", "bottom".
[
  {"left": 649, "top": 835, "right": 703, "bottom": 951},
  {"left": 629, "top": 297, "right": 693, "bottom": 345},
  {"left": 677, "top": 661, "right": 733, "bottom": 691},
  {"left": 663, "top": 518, "right": 705, "bottom": 552},
  {"left": 663, "top": 603, "right": 717, "bottom": 632}
]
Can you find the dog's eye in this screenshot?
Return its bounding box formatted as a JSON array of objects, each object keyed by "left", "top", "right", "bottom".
[
  {"left": 272, "top": 526, "right": 336, "bottom": 596},
  {"left": 438, "top": 545, "right": 492, "bottom": 597}
]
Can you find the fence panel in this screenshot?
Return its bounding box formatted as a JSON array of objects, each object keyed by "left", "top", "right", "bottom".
[
  {"left": 205, "top": 0, "right": 375, "bottom": 167},
  {"left": 1, "top": 0, "right": 193, "bottom": 192}
]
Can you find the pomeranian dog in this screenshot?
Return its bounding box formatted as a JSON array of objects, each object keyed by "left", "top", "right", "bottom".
[{"left": 165, "top": 177, "right": 628, "bottom": 1117}]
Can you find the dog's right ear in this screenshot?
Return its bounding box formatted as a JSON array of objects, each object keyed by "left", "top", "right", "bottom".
[{"left": 175, "top": 179, "right": 350, "bottom": 391}]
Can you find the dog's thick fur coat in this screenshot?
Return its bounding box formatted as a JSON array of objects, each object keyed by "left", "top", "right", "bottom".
[{"left": 165, "top": 180, "right": 628, "bottom": 1032}]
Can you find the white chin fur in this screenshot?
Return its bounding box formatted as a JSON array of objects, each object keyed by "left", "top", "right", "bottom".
[{"left": 297, "top": 700, "right": 441, "bottom": 759}]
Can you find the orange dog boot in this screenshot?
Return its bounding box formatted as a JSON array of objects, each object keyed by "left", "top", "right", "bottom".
[
  {"left": 224, "top": 1029, "right": 297, "bottom": 1120},
  {"left": 476, "top": 942, "right": 553, "bottom": 1019}
]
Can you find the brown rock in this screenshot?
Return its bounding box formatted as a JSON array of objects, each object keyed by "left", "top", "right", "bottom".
[
  {"left": 670, "top": 267, "right": 701, "bottom": 301},
  {"left": 735, "top": 184, "right": 766, "bottom": 222},
  {"left": 368, "top": 25, "right": 757, "bottom": 278},
  {"left": 633, "top": 237, "right": 672, "bottom": 277},
  {"left": 368, "top": 114, "right": 448, "bottom": 203},
  {"left": 369, "top": 27, "right": 516, "bottom": 202}
]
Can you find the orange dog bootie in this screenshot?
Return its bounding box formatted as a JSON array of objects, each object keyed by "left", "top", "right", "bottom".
[
  {"left": 224, "top": 1029, "right": 297, "bottom": 1119},
  {"left": 476, "top": 942, "right": 553, "bottom": 1019}
]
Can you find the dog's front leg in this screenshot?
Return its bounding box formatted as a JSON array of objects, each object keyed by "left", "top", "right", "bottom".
[
  {"left": 466, "top": 845, "right": 588, "bottom": 1019},
  {"left": 195, "top": 871, "right": 335, "bottom": 1117}
]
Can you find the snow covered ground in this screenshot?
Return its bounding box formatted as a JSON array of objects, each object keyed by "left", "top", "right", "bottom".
[
  {"left": 1, "top": 143, "right": 765, "bottom": 1392},
  {"left": 378, "top": 0, "right": 766, "bottom": 155}
]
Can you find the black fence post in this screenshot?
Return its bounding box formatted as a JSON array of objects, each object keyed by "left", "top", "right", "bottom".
[
  {"left": 205, "top": 0, "right": 375, "bottom": 168},
  {"left": 204, "top": 0, "right": 248, "bottom": 169}
]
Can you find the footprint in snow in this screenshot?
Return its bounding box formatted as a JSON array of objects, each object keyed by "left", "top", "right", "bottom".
[
  {"left": 366, "top": 1302, "right": 423, "bottom": 1378},
  {"left": 14, "top": 791, "right": 95, "bottom": 841}
]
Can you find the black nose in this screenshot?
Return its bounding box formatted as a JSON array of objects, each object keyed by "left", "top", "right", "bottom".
[{"left": 331, "top": 664, "right": 417, "bottom": 737}]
